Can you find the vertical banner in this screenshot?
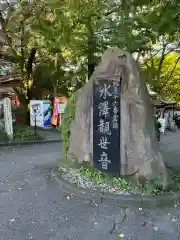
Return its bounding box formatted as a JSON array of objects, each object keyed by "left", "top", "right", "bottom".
[
  {"left": 52, "top": 97, "right": 67, "bottom": 126},
  {"left": 3, "top": 97, "right": 13, "bottom": 140},
  {"left": 58, "top": 97, "right": 67, "bottom": 114},
  {"left": 43, "top": 100, "right": 51, "bottom": 127},
  {"left": 93, "top": 79, "right": 121, "bottom": 174},
  {"left": 52, "top": 98, "right": 59, "bottom": 126}
]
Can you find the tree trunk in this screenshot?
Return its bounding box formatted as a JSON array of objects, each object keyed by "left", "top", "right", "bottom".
[
  {"left": 22, "top": 102, "right": 30, "bottom": 125},
  {"left": 13, "top": 87, "right": 31, "bottom": 125}
]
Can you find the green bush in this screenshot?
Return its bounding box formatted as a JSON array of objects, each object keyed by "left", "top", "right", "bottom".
[
  {"left": 61, "top": 94, "right": 77, "bottom": 159},
  {"left": 15, "top": 131, "right": 42, "bottom": 141}
]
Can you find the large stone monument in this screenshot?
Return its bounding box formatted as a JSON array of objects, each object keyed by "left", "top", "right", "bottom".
[{"left": 68, "top": 48, "right": 167, "bottom": 181}]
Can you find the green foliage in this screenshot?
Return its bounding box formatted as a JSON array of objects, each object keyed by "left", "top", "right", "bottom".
[
  {"left": 1, "top": 0, "right": 180, "bottom": 102},
  {"left": 78, "top": 165, "right": 106, "bottom": 185},
  {"left": 61, "top": 94, "right": 77, "bottom": 159},
  {"left": 65, "top": 165, "right": 180, "bottom": 195},
  {"left": 0, "top": 0, "right": 179, "bottom": 115},
  {"left": 15, "top": 126, "right": 42, "bottom": 141},
  {"left": 15, "top": 131, "right": 42, "bottom": 141},
  {"left": 140, "top": 177, "right": 164, "bottom": 195},
  {"left": 169, "top": 171, "right": 180, "bottom": 191},
  {"left": 77, "top": 166, "right": 163, "bottom": 195},
  {"left": 143, "top": 52, "right": 180, "bottom": 102},
  {"left": 35, "top": 0, "right": 180, "bottom": 84}
]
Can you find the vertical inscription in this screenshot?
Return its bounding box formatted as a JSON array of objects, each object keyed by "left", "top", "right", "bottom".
[{"left": 93, "top": 79, "right": 121, "bottom": 173}]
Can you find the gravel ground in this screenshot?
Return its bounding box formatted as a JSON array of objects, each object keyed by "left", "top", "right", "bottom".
[{"left": 59, "top": 166, "right": 132, "bottom": 195}]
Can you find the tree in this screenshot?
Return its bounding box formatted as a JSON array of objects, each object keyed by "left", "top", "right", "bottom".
[
  {"left": 0, "top": 0, "right": 179, "bottom": 124},
  {"left": 143, "top": 52, "right": 180, "bottom": 102},
  {"left": 0, "top": 0, "right": 73, "bottom": 121},
  {"left": 37, "top": 0, "right": 180, "bottom": 79},
  {"left": 0, "top": 1, "right": 42, "bottom": 123}
]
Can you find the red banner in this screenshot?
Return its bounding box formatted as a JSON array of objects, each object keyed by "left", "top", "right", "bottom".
[{"left": 52, "top": 97, "right": 67, "bottom": 126}]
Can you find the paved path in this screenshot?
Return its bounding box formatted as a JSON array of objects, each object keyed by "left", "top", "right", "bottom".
[
  {"left": 32, "top": 128, "right": 61, "bottom": 141},
  {"left": 160, "top": 130, "right": 180, "bottom": 169},
  {"left": 0, "top": 139, "right": 179, "bottom": 239}
]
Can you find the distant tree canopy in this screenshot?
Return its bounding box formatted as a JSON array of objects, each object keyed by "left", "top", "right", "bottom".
[
  {"left": 0, "top": 0, "right": 179, "bottom": 122},
  {"left": 143, "top": 52, "right": 180, "bottom": 102}
]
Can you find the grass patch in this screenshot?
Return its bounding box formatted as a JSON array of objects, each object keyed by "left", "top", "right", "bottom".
[
  {"left": 58, "top": 161, "right": 180, "bottom": 196},
  {"left": 14, "top": 125, "right": 42, "bottom": 141},
  {"left": 0, "top": 125, "right": 43, "bottom": 142}
]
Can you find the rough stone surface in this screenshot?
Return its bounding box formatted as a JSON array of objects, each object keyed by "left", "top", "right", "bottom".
[{"left": 69, "top": 48, "right": 167, "bottom": 180}]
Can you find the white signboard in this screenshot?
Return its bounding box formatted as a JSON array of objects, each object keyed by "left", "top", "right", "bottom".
[
  {"left": 58, "top": 103, "right": 66, "bottom": 113},
  {"left": 30, "top": 100, "right": 51, "bottom": 127},
  {"left": 3, "top": 97, "right": 13, "bottom": 140},
  {"left": 57, "top": 97, "right": 67, "bottom": 114},
  {"left": 30, "top": 100, "right": 44, "bottom": 127}
]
